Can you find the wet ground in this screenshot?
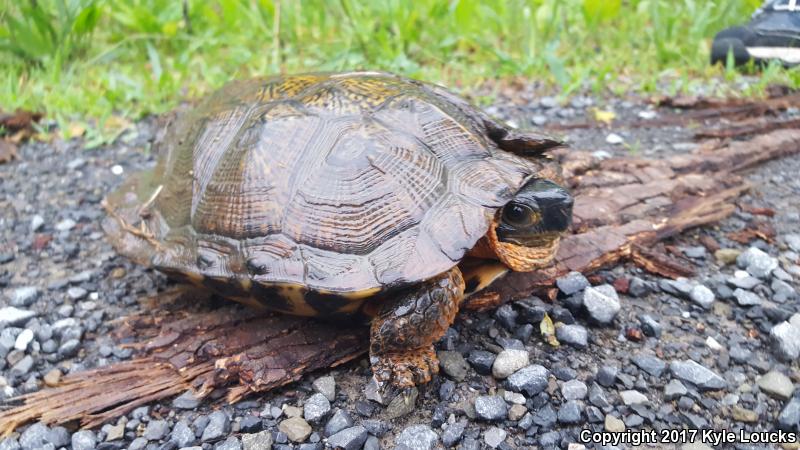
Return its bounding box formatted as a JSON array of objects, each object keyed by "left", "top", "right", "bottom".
[{"left": 1, "top": 89, "right": 799, "bottom": 450}]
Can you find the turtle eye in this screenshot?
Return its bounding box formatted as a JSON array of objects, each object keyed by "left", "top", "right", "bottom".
[{"left": 502, "top": 202, "right": 534, "bottom": 227}]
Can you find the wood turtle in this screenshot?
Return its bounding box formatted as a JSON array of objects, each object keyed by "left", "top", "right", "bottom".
[{"left": 103, "top": 71, "right": 574, "bottom": 387}]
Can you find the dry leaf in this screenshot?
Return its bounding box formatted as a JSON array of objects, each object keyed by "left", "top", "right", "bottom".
[
  {"left": 68, "top": 122, "right": 87, "bottom": 139},
  {"left": 0, "top": 140, "right": 18, "bottom": 164},
  {"left": 104, "top": 115, "right": 133, "bottom": 134},
  {"left": 540, "top": 313, "right": 560, "bottom": 347},
  {"left": 591, "top": 108, "right": 616, "bottom": 125}
]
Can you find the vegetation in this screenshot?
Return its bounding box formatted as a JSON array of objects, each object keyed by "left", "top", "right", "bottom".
[{"left": 1, "top": 0, "right": 797, "bottom": 138}]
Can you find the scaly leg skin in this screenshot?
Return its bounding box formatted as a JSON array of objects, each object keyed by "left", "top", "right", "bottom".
[
  {"left": 369, "top": 268, "right": 465, "bottom": 388},
  {"left": 461, "top": 291, "right": 503, "bottom": 312}
]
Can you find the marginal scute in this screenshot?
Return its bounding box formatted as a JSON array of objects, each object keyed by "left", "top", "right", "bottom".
[{"left": 104, "top": 71, "right": 550, "bottom": 304}]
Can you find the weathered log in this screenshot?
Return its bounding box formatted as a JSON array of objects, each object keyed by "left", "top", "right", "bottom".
[
  {"left": 0, "top": 289, "right": 368, "bottom": 432},
  {"left": 2, "top": 128, "right": 799, "bottom": 435}
]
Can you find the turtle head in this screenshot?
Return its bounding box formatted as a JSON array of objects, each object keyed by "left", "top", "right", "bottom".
[{"left": 489, "top": 179, "right": 573, "bottom": 272}]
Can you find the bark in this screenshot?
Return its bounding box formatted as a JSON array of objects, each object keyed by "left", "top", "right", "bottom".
[{"left": 0, "top": 288, "right": 368, "bottom": 432}]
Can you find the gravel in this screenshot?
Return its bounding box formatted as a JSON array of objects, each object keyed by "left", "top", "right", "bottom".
[
  {"left": 771, "top": 321, "right": 800, "bottom": 361},
  {"left": 70, "top": 430, "right": 96, "bottom": 450},
  {"left": 583, "top": 284, "right": 621, "bottom": 324},
  {"left": 778, "top": 397, "right": 800, "bottom": 431},
  {"left": 13, "top": 329, "right": 33, "bottom": 351},
  {"left": 491, "top": 348, "right": 529, "bottom": 379},
  {"left": 606, "top": 133, "right": 624, "bottom": 145},
  {"left": 303, "top": 393, "right": 331, "bottom": 424},
  {"left": 620, "top": 390, "right": 649, "bottom": 405},
  {"left": 474, "top": 395, "right": 508, "bottom": 421},
  {"left": 441, "top": 419, "right": 466, "bottom": 448},
  {"left": 172, "top": 390, "right": 202, "bottom": 409},
  {"left": 757, "top": 371, "right": 795, "bottom": 400},
  {"left": 561, "top": 379, "right": 588, "bottom": 400},
  {"left": 202, "top": 411, "right": 231, "bottom": 442},
  {"left": 7, "top": 287, "right": 39, "bottom": 307},
  {"left": 664, "top": 379, "right": 688, "bottom": 400},
  {"left": 772, "top": 278, "right": 797, "bottom": 302},
  {"left": 556, "top": 271, "right": 590, "bottom": 296},
  {"left": 596, "top": 365, "right": 618, "bottom": 387},
  {"left": 47, "top": 427, "right": 70, "bottom": 448},
  {"left": 689, "top": 285, "right": 715, "bottom": 309},
  {"left": 506, "top": 364, "right": 549, "bottom": 396},
  {"left": 438, "top": 350, "right": 469, "bottom": 381},
  {"left": 323, "top": 409, "right": 354, "bottom": 437},
  {"left": 637, "top": 313, "right": 662, "bottom": 338},
  {"left": 144, "top": 419, "right": 170, "bottom": 441},
  {"left": 171, "top": 421, "right": 196, "bottom": 447},
  {"left": 483, "top": 427, "right": 507, "bottom": 448},
  {"left": 0, "top": 307, "right": 36, "bottom": 328},
  {"left": 18, "top": 423, "right": 48, "bottom": 449},
  {"left": 278, "top": 417, "right": 312, "bottom": 443},
  {"left": 631, "top": 353, "right": 666, "bottom": 377},
  {"left": 605, "top": 414, "right": 625, "bottom": 432},
  {"left": 669, "top": 360, "right": 727, "bottom": 391},
  {"left": 467, "top": 350, "right": 495, "bottom": 375},
  {"left": 325, "top": 425, "right": 367, "bottom": 450},
  {"left": 312, "top": 376, "right": 336, "bottom": 402},
  {"left": 395, "top": 425, "right": 439, "bottom": 450},
  {"left": 588, "top": 383, "right": 610, "bottom": 408},
  {"left": 557, "top": 400, "right": 583, "bottom": 424},
  {"left": 532, "top": 404, "right": 557, "bottom": 429},
  {"left": 733, "top": 288, "right": 762, "bottom": 306},
  {"left": 2, "top": 90, "right": 799, "bottom": 450},
  {"left": 737, "top": 247, "right": 779, "bottom": 278},
  {"left": 555, "top": 324, "right": 588, "bottom": 348},
  {"left": 216, "top": 436, "right": 242, "bottom": 450}
]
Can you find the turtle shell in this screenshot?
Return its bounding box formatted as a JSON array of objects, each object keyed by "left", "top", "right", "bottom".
[{"left": 104, "top": 71, "right": 557, "bottom": 307}]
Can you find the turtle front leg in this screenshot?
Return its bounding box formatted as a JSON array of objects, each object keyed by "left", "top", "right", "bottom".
[{"left": 369, "top": 268, "right": 465, "bottom": 387}]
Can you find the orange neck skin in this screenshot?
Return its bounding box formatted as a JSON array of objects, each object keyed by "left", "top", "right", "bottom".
[{"left": 467, "top": 220, "right": 560, "bottom": 272}]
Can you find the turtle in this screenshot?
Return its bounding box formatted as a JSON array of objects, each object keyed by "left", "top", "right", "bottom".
[{"left": 103, "top": 71, "right": 573, "bottom": 388}]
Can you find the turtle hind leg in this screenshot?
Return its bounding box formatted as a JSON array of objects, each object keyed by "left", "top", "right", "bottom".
[{"left": 368, "top": 267, "right": 465, "bottom": 387}]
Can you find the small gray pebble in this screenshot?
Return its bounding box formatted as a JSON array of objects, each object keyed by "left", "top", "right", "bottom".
[{"left": 71, "top": 430, "right": 96, "bottom": 450}]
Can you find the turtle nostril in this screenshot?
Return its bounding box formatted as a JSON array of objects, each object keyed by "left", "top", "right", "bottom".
[{"left": 534, "top": 186, "right": 573, "bottom": 233}]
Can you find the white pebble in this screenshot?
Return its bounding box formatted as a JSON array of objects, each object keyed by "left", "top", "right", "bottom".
[
  {"left": 492, "top": 349, "right": 530, "bottom": 379},
  {"left": 705, "top": 336, "right": 723, "bottom": 351},
  {"left": 592, "top": 150, "right": 613, "bottom": 160},
  {"left": 15, "top": 329, "right": 34, "bottom": 351},
  {"left": 55, "top": 219, "right": 76, "bottom": 232},
  {"left": 80, "top": 301, "right": 97, "bottom": 311},
  {"left": 30, "top": 215, "right": 45, "bottom": 232},
  {"left": 111, "top": 165, "right": 124, "bottom": 175},
  {"left": 605, "top": 133, "right": 624, "bottom": 145},
  {"left": 503, "top": 391, "right": 526, "bottom": 404},
  {"left": 637, "top": 110, "right": 657, "bottom": 120}
]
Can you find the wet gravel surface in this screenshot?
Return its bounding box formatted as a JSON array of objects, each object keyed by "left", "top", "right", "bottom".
[{"left": 1, "top": 91, "right": 799, "bottom": 450}]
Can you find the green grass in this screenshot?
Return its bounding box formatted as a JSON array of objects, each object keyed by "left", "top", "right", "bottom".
[{"left": 2, "top": 0, "right": 799, "bottom": 139}]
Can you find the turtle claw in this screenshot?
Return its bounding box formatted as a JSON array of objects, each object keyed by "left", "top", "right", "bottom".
[{"left": 370, "top": 346, "right": 439, "bottom": 388}]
